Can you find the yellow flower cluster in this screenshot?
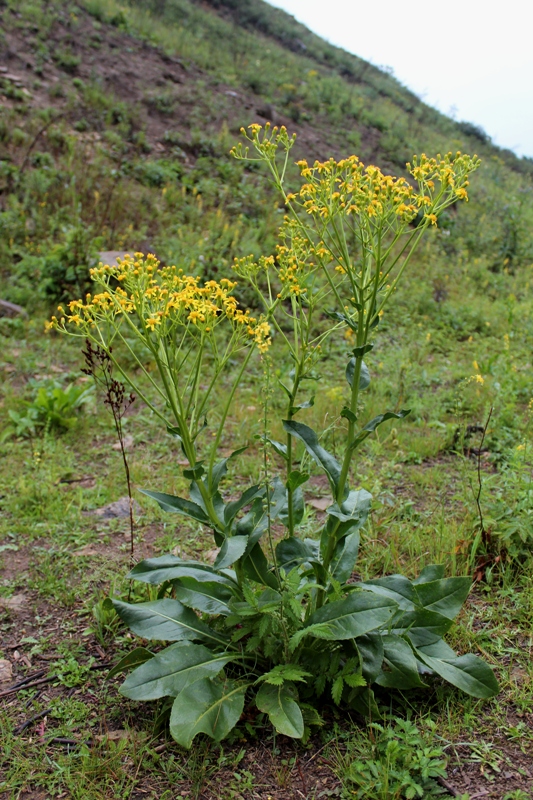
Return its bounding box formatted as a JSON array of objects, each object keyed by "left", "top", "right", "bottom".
[
  {"left": 294, "top": 156, "right": 421, "bottom": 223},
  {"left": 407, "top": 151, "right": 480, "bottom": 202},
  {"left": 47, "top": 253, "right": 271, "bottom": 353}
]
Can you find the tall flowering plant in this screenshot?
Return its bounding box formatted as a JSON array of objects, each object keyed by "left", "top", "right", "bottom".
[{"left": 50, "top": 127, "right": 496, "bottom": 748}]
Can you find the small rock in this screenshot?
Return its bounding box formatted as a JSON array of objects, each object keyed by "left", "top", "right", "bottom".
[
  {"left": 0, "top": 659, "right": 13, "bottom": 684},
  {"left": 112, "top": 435, "right": 134, "bottom": 452},
  {"left": 204, "top": 548, "right": 219, "bottom": 564},
  {"left": 0, "top": 594, "right": 27, "bottom": 612},
  {"left": 0, "top": 299, "right": 27, "bottom": 317},
  {"left": 74, "top": 545, "right": 100, "bottom": 557},
  {"left": 307, "top": 497, "right": 331, "bottom": 512},
  {"left": 91, "top": 497, "right": 141, "bottom": 519}
]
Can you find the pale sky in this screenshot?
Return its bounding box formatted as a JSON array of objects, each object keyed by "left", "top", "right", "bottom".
[{"left": 266, "top": 0, "right": 533, "bottom": 159}]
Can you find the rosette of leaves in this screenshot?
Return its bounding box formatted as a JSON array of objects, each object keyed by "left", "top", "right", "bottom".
[{"left": 110, "top": 445, "right": 498, "bottom": 748}]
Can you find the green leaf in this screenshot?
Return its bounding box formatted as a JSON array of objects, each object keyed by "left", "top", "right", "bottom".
[
  {"left": 340, "top": 406, "right": 357, "bottom": 423},
  {"left": 112, "top": 598, "right": 228, "bottom": 647},
  {"left": 140, "top": 489, "right": 210, "bottom": 524},
  {"left": 350, "top": 410, "right": 410, "bottom": 452},
  {"left": 347, "top": 686, "right": 381, "bottom": 719},
  {"left": 214, "top": 535, "right": 249, "bottom": 570},
  {"left": 225, "top": 485, "right": 265, "bottom": 528},
  {"left": 210, "top": 446, "right": 248, "bottom": 492},
  {"left": 416, "top": 651, "right": 499, "bottom": 698},
  {"left": 235, "top": 497, "right": 268, "bottom": 547},
  {"left": 356, "top": 633, "right": 384, "bottom": 683},
  {"left": 360, "top": 574, "right": 418, "bottom": 611},
  {"left": 261, "top": 435, "right": 288, "bottom": 460},
  {"left": 286, "top": 470, "right": 310, "bottom": 491},
  {"left": 170, "top": 677, "right": 247, "bottom": 748},
  {"left": 330, "top": 531, "right": 360, "bottom": 583},
  {"left": 302, "top": 591, "right": 397, "bottom": 641},
  {"left": 413, "top": 565, "right": 445, "bottom": 584},
  {"left": 242, "top": 543, "right": 278, "bottom": 589},
  {"left": 182, "top": 463, "right": 205, "bottom": 481},
  {"left": 417, "top": 640, "right": 457, "bottom": 660},
  {"left": 289, "top": 397, "right": 315, "bottom": 415},
  {"left": 120, "top": 642, "right": 234, "bottom": 700},
  {"left": 393, "top": 608, "right": 454, "bottom": 647},
  {"left": 173, "top": 579, "right": 233, "bottom": 617},
  {"left": 283, "top": 419, "right": 341, "bottom": 495},
  {"left": 346, "top": 359, "right": 370, "bottom": 390},
  {"left": 276, "top": 537, "right": 320, "bottom": 571},
  {"left": 326, "top": 489, "right": 372, "bottom": 529},
  {"left": 375, "top": 634, "right": 427, "bottom": 689},
  {"left": 107, "top": 647, "right": 153, "bottom": 679},
  {"left": 331, "top": 675, "right": 344, "bottom": 705},
  {"left": 256, "top": 682, "right": 304, "bottom": 738},
  {"left": 257, "top": 664, "right": 312, "bottom": 685},
  {"left": 414, "top": 577, "right": 471, "bottom": 620},
  {"left": 128, "top": 556, "right": 237, "bottom": 588}
]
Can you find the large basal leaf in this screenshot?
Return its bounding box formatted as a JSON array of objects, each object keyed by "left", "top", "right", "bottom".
[
  {"left": 112, "top": 598, "right": 228, "bottom": 647},
  {"left": 330, "top": 531, "right": 360, "bottom": 583},
  {"left": 242, "top": 543, "right": 278, "bottom": 589},
  {"left": 139, "top": 489, "right": 210, "bottom": 524},
  {"left": 128, "top": 556, "right": 237, "bottom": 588},
  {"left": 360, "top": 574, "right": 418, "bottom": 611},
  {"left": 414, "top": 577, "right": 471, "bottom": 621},
  {"left": 214, "top": 535, "right": 249, "bottom": 570},
  {"left": 302, "top": 592, "right": 397, "bottom": 641},
  {"left": 416, "top": 651, "right": 499, "bottom": 699},
  {"left": 120, "top": 642, "right": 235, "bottom": 701},
  {"left": 170, "top": 677, "right": 247, "bottom": 748},
  {"left": 174, "top": 579, "right": 233, "bottom": 617},
  {"left": 375, "top": 634, "right": 427, "bottom": 690},
  {"left": 256, "top": 681, "right": 304, "bottom": 738},
  {"left": 413, "top": 565, "right": 445, "bottom": 584},
  {"left": 393, "top": 608, "right": 454, "bottom": 647},
  {"left": 275, "top": 537, "right": 320, "bottom": 571},
  {"left": 107, "top": 647, "right": 154, "bottom": 679},
  {"left": 282, "top": 419, "right": 341, "bottom": 495},
  {"left": 356, "top": 633, "right": 384, "bottom": 683}
]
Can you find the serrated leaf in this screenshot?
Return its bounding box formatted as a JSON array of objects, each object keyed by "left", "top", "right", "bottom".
[
  {"left": 257, "top": 664, "right": 312, "bottom": 685},
  {"left": 331, "top": 675, "right": 344, "bottom": 705},
  {"left": 256, "top": 682, "right": 304, "bottom": 738},
  {"left": 139, "top": 489, "right": 210, "bottom": 524},
  {"left": 214, "top": 535, "right": 249, "bottom": 570},
  {"left": 120, "top": 642, "right": 235, "bottom": 700},
  {"left": 107, "top": 647, "right": 153, "bottom": 679},
  {"left": 112, "top": 598, "right": 228, "bottom": 647},
  {"left": 170, "top": 677, "right": 247, "bottom": 748},
  {"left": 283, "top": 419, "right": 341, "bottom": 495}
]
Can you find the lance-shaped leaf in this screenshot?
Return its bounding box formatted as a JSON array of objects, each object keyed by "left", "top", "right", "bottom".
[
  {"left": 330, "top": 531, "right": 360, "bottom": 583},
  {"left": 236, "top": 497, "right": 268, "bottom": 550},
  {"left": 256, "top": 681, "right": 304, "bottom": 738},
  {"left": 349, "top": 410, "right": 410, "bottom": 452},
  {"left": 300, "top": 591, "right": 397, "bottom": 642},
  {"left": 416, "top": 651, "right": 499, "bottom": 699},
  {"left": 413, "top": 565, "right": 445, "bottom": 584},
  {"left": 128, "top": 555, "right": 237, "bottom": 588},
  {"left": 356, "top": 633, "right": 384, "bottom": 683},
  {"left": 107, "top": 647, "right": 154, "bottom": 679},
  {"left": 414, "top": 577, "right": 471, "bottom": 620},
  {"left": 140, "top": 489, "right": 210, "bottom": 524},
  {"left": 283, "top": 420, "right": 341, "bottom": 495},
  {"left": 225, "top": 485, "right": 265, "bottom": 529},
  {"left": 170, "top": 677, "right": 247, "bottom": 748},
  {"left": 214, "top": 535, "right": 249, "bottom": 570},
  {"left": 393, "top": 608, "right": 454, "bottom": 647},
  {"left": 276, "top": 537, "right": 320, "bottom": 571},
  {"left": 242, "top": 543, "right": 278, "bottom": 589},
  {"left": 174, "top": 578, "right": 233, "bottom": 617},
  {"left": 375, "top": 634, "right": 427, "bottom": 689},
  {"left": 120, "top": 642, "right": 235, "bottom": 700},
  {"left": 327, "top": 489, "right": 372, "bottom": 529},
  {"left": 346, "top": 359, "right": 370, "bottom": 390},
  {"left": 210, "top": 446, "right": 248, "bottom": 492},
  {"left": 360, "top": 574, "right": 418, "bottom": 611},
  {"left": 112, "top": 598, "right": 228, "bottom": 647}
]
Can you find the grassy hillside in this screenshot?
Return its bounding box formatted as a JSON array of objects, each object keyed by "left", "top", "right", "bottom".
[{"left": 2, "top": 1, "right": 533, "bottom": 798}]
